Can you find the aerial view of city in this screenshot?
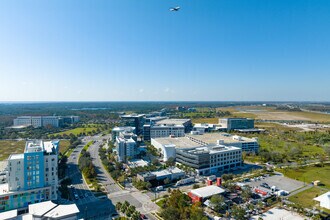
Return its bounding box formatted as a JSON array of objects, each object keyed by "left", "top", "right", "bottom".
[{"left": 0, "top": 1, "right": 329, "bottom": 220}]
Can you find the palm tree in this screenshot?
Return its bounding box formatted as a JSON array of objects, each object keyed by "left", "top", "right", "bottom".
[{"left": 116, "top": 202, "right": 122, "bottom": 211}]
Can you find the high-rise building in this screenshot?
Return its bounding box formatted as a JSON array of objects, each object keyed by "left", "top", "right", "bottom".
[
  {"left": 0, "top": 140, "right": 59, "bottom": 213},
  {"left": 120, "top": 114, "right": 145, "bottom": 135},
  {"left": 115, "top": 137, "right": 137, "bottom": 162}
]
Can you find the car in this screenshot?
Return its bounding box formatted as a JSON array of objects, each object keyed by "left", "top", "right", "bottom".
[
  {"left": 85, "top": 193, "right": 89, "bottom": 197},
  {"left": 80, "top": 194, "right": 84, "bottom": 198},
  {"left": 140, "top": 214, "right": 147, "bottom": 219},
  {"left": 74, "top": 194, "right": 79, "bottom": 200}
]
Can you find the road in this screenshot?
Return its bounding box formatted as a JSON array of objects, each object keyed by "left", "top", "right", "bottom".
[
  {"left": 64, "top": 136, "right": 116, "bottom": 219},
  {"left": 87, "top": 135, "right": 159, "bottom": 220}
]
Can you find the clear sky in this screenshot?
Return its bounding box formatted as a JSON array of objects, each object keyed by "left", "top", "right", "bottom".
[{"left": 0, "top": 0, "right": 330, "bottom": 101}]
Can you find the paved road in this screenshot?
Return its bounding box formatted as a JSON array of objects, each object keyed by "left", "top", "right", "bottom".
[
  {"left": 64, "top": 137, "right": 116, "bottom": 219},
  {"left": 87, "top": 136, "right": 159, "bottom": 220}
]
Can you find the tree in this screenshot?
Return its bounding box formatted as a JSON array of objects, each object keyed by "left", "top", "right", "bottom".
[
  {"left": 241, "top": 186, "right": 252, "bottom": 202},
  {"left": 209, "top": 195, "right": 225, "bottom": 212},
  {"left": 231, "top": 204, "right": 246, "bottom": 220},
  {"left": 152, "top": 158, "right": 160, "bottom": 166},
  {"left": 115, "top": 202, "right": 122, "bottom": 211},
  {"left": 166, "top": 157, "right": 175, "bottom": 167},
  {"left": 190, "top": 202, "right": 208, "bottom": 220}
]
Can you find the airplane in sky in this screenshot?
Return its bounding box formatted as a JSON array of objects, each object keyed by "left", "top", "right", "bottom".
[{"left": 169, "top": 6, "right": 180, "bottom": 12}]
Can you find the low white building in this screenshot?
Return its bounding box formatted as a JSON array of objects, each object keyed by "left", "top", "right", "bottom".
[{"left": 314, "top": 191, "right": 330, "bottom": 210}]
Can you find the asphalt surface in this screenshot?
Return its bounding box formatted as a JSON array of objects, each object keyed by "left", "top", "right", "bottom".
[
  {"left": 64, "top": 136, "right": 116, "bottom": 219},
  {"left": 87, "top": 135, "right": 159, "bottom": 220}
]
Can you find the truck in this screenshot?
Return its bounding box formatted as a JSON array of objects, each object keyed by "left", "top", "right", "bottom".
[
  {"left": 156, "top": 186, "right": 164, "bottom": 191},
  {"left": 175, "top": 177, "right": 195, "bottom": 187}
]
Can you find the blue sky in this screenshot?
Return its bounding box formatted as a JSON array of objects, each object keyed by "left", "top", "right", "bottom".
[{"left": 0, "top": 0, "right": 330, "bottom": 101}]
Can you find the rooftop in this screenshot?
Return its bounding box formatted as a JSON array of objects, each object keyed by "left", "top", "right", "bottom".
[
  {"left": 25, "top": 140, "right": 59, "bottom": 154},
  {"left": 190, "top": 185, "right": 225, "bottom": 198},
  {"left": 156, "top": 118, "right": 191, "bottom": 126},
  {"left": 186, "top": 145, "right": 241, "bottom": 155},
  {"left": 151, "top": 167, "right": 184, "bottom": 177},
  {"left": 9, "top": 154, "right": 24, "bottom": 160},
  {"left": 0, "top": 209, "right": 17, "bottom": 220},
  {"left": 186, "top": 133, "right": 258, "bottom": 145},
  {"left": 29, "top": 201, "right": 79, "bottom": 218},
  {"left": 151, "top": 137, "right": 200, "bottom": 149}
]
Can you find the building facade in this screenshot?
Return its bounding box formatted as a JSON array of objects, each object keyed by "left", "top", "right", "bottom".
[
  {"left": 0, "top": 140, "right": 59, "bottom": 213},
  {"left": 13, "top": 116, "right": 79, "bottom": 128},
  {"left": 176, "top": 145, "right": 242, "bottom": 175},
  {"left": 115, "top": 137, "right": 137, "bottom": 162},
  {"left": 120, "top": 114, "right": 145, "bottom": 135},
  {"left": 219, "top": 118, "right": 255, "bottom": 131}
]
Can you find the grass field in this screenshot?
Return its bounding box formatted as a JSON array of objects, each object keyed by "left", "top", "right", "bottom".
[
  {"left": 50, "top": 126, "right": 98, "bottom": 137},
  {"left": 0, "top": 140, "right": 25, "bottom": 160},
  {"left": 59, "top": 139, "right": 70, "bottom": 154},
  {"left": 288, "top": 187, "right": 329, "bottom": 212},
  {"left": 191, "top": 118, "right": 219, "bottom": 124},
  {"left": 279, "top": 164, "right": 330, "bottom": 188}
]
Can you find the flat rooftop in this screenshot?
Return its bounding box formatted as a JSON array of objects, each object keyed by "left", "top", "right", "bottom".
[
  {"left": 190, "top": 185, "right": 225, "bottom": 198},
  {"left": 186, "top": 133, "right": 257, "bottom": 145},
  {"left": 9, "top": 154, "right": 24, "bottom": 160},
  {"left": 156, "top": 118, "right": 191, "bottom": 126},
  {"left": 186, "top": 145, "right": 241, "bottom": 155},
  {"left": 151, "top": 167, "right": 184, "bottom": 177},
  {"left": 25, "top": 140, "right": 58, "bottom": 154},
  {"left": 29, "top": 201, "right": 79, "bottom": 218},
  {"left": 152, "top": 137, "right": 201, "bottom": 149}
]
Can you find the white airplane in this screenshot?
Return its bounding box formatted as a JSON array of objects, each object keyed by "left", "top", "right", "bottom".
[{"left": 169, "top": 6, "right": 180, "bottom": 12}]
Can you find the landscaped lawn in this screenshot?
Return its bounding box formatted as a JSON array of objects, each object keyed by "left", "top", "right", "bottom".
[
  {"left": 288, "top": 187, "right": 329, "bottom": 212},
  {"left": 280, "top": 164, "right": 330, "bottom": 188},
  {"left": 0, "top": 140, "right": 25, "bottom": 161}
]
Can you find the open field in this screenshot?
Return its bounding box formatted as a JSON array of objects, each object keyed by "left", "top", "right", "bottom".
[
  {"left": 191, "top": 118, "right": 219, "bottom": 124},
  {"left": 288, "top": 187, "right": 329, "bottom": 211},
  {"left": 218, "top": 106, "right": 330, "bottom": 122},
  {"left": 50, "top": 126, "right": 99, "bottom": 137},
  {"left": 279, "top": 164, "right": 330, "bottom": 188},
  {"left": 59, "top": 139, "right": 70, "bottom": 154},
  {"left": 0, "top": 140, "right": 25, "bottom": 161}
]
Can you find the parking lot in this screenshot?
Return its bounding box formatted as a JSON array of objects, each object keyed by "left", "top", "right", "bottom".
[{"left": 246, "top": 173, "right": 305, "bottom": 193}]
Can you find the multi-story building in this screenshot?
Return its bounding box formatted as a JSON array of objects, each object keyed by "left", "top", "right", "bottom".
[
  {"left": 111, "top": 126, "right": 136, "bottom": 142},
  {"left": 13, "top": 116, "right": 79, "bottom": 128},
  {"left": 120, "top": 114, "right": 145, "bottom": 135},
  {"left": 115, "top": 137, "right": 137, "bottom": 162},
  {"left": 176, "top": 145, "right": 242, "bottom": 175},
  {"left": 219, "top": 118, "right": 255, "bottom": 131},
  {"left": 0, "top": 140, "right": 59, "bottom": 213},
  {"left": 143, "top": 118, "right": 192, "bottom": 141},
  {"left": 186, "top": 133, "right": 259, "bottom": 153}
]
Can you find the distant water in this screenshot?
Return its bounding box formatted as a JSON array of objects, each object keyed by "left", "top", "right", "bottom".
[{"left": 71, "top": 108, "right": 111, "bottom": 111}]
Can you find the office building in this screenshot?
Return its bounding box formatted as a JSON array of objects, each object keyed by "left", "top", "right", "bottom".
[
  {"left": 219, "top": 118, "right": 255, "bottom": 131},
  {"left": 120, "top": 114, "right": 145, "bottom": 135},
  {"left": 186, "top": 133, "right": 259, "bottom": 153},
  {"left": 155, "top": 118, "right": 192, "bottom": 133},
  {"left": 13, "top": 116, "right": 79, "bottom": 128},
  {"left": 151, "top": 136, "right": 200, "bottom": 161},
  {"left": 176, "top": 145, "right": 242, "bottom": 175},
  {"left": 0, "top": 140, "right": 59, "bottom": 213},
  {"left": 143, "top": 118, "right": 192, "bottom": 141}
]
